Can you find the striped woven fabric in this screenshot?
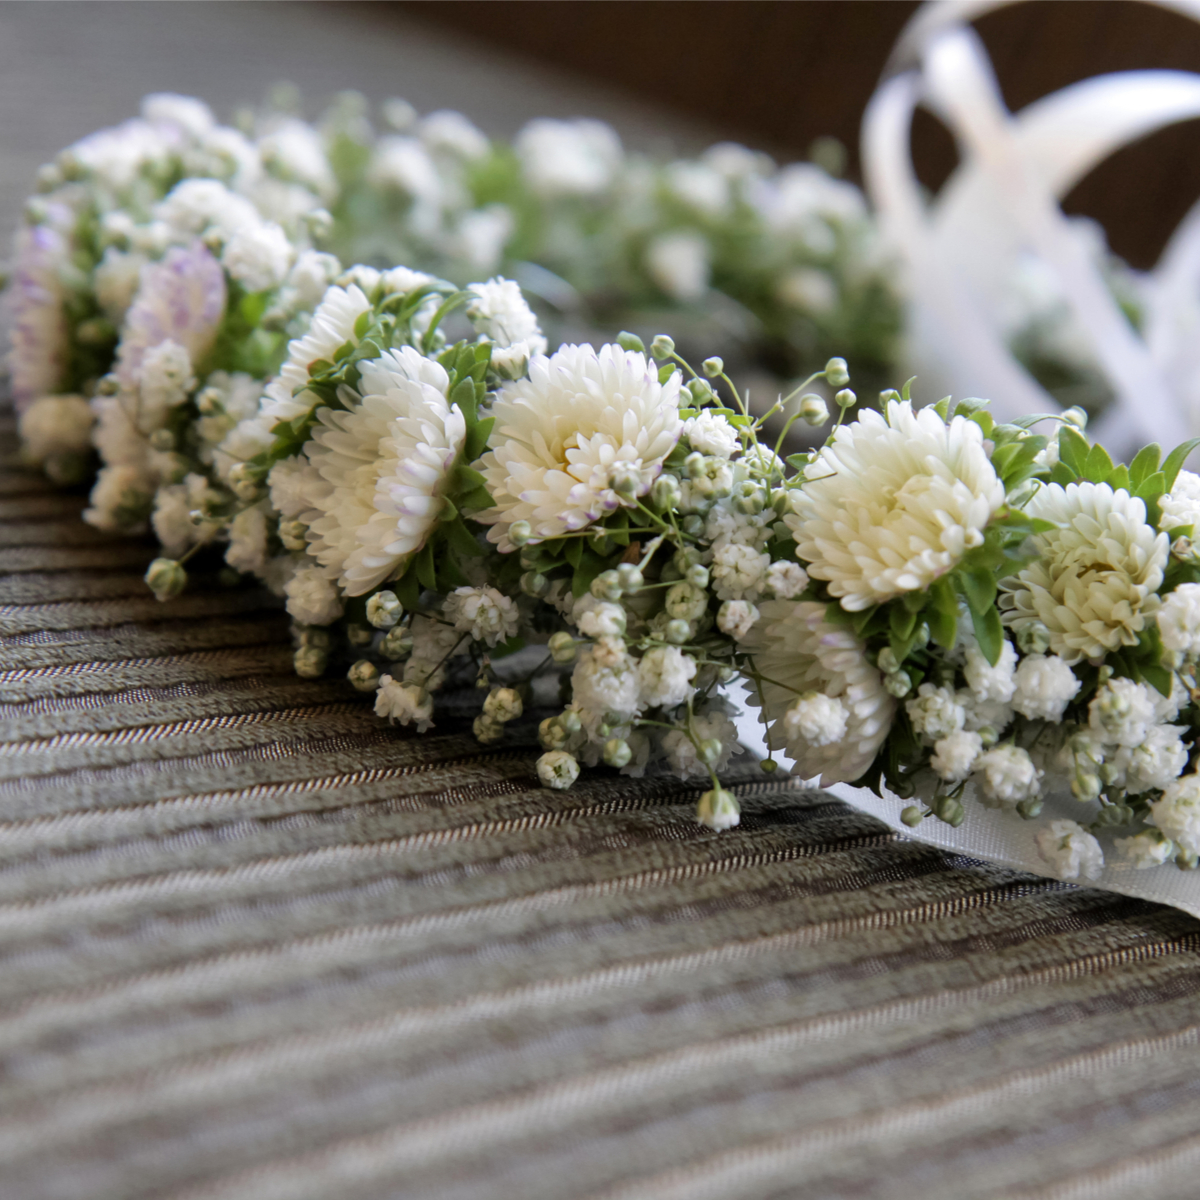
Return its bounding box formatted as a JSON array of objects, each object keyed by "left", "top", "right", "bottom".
[{"left": 5, "top": 403, "right": 1200, "bottom": 1200}]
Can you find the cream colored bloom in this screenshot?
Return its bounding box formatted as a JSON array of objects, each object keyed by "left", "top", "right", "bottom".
[
  {"left": 999, "top": 482, "right": 1168, "bottom": 664},
  {"left": 475, "top": 343, "right": 683, "bottom": 552},
  {"left": 786, "top": 401, "right": 1005, "bottom": 611},
  {"left": 302, "top": 346, "right": 466, "bottom": 596},
  {"left": 742, "top": 599, "right": 896, "bottom": 786}
]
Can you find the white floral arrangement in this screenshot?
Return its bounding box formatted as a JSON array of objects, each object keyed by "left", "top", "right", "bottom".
[{"left": 17, "top": 91, "right": 1200, "bottom": 893}]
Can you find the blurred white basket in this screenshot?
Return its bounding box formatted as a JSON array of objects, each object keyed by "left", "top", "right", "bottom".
[{"left": 863, "top": 0, "right": 1200, "bottom": 459}]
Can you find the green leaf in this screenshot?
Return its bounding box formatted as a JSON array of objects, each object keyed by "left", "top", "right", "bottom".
[
  {"left": 971, "top": 604, "right": 1004, "bottom": 666},
  {"left": 564, "top": 538, "right": 583, "bottom": 569},
  {"left": 463, "top": 416, "right": 495, "bottom": 463},
  {"left": 960, "top": 567, "right": 996, "bottom": 616},
  {"left": 1048, "top": 462, "right": 1077, "bottom": 487},
  {"left": 394, "top": 567, "right": 420, "bottom": 612},
  {"left": 458, "top": 484, "right": 494, "bottom": 513},
  {"left": 1083, "top": 442, "right": 1114, "bottom": 483},
  {"left": 657, "top": 363, "right": 677, "bottom": 385},
  {"left": 933, "top": 397, "right": 952, "bottom": 421},
  {"left": 1163, "top": 438, "right": 1200, "bottom": 490},
  {"left": 889, "top": 603, "right": 918, "bottom": 643},
  {"left": 1129, "top": 443, "right": 1161, "bottom": 487},
  {"left": 1106, "top": 463, "right": 1130, "bottom": 491},
  {"left": 489, "top": 635, "right": 526, "bottom": 660},
  {"left": 1141, "top": 662, "right": 1174, "bottom": 698},
  {"left": 415, "top": 542, "right": 437, "bottom": 591},
  {"left": 443, "top": 515, "right": 485, "bottom": 556},
  {"left": 437, "top": 550, "right": 468, "bottom": 589},
  {"left": 353, "top": 310, "right": 371, "bottom": 340},
  {"left": 449, "top": 377, "right": 478, "bottom": 425},
  {"left": 953, "top": 397, "right": 990, "bottom": 418},
  {"left": 572, "top": 546, "right": 608, "bottom": 597},
  {"left": 1059, "top": 426, "right": 1090, "bottom": 475},
  {"left": 926, "top": 578, "right": 957, "bottom": 650}
]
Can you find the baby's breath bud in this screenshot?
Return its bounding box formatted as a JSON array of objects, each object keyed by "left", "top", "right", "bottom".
[
  {"left": 508, "top": 520, "right": 533, "bottom": 547},
  {"left": 149, "top": 428, "right": 175, "bottom": 452},
  {"left": 976, "top": 724, "right": 1000, "bottom": 747},
  {"left": 616, "top": 563, "right": 644, "bottom": 593},
  {"left": 1062, "top": 406, "right": 1088, "bottom": 429},
  {"left": 683, "top": 451, "right": 707, "bottom": 480},
  {"left": 759, "top": 758, "right": 778, "bottom": 773},
  {"left": 697, "top": 738, "right": 723, "bottom": 767},
  {"left": 1016, "top": 797, "right": 1043, "bottom": 820},
  {"left": 685, "top": 564, "right": 710, "bottom": 589},
  {"left": 665, "top": 581, "right": 708, "bottom": 621},
  {"left": 279, "top": 519, "right": 308, "bottom": 552},
  {"left": 702, "top": 356, "right": 724, "bottom": 379},
  {"left": 665, "top": 618, "right": 692, "bottom": 645},
  {"left": 537, "top": 750, "right": 580, "bottom": 790},
  {"left": 591, "top": 570, "right": 623, "bottom": 602},
  {"left": 96, "top": 374, "right": 120, "bottom": 397},
  {"left": 733, "top": 480, "right": 764, "bottom": 515},
  {"left": 539, "top": 716, "right": 569, "bottom": 750},
  {"left": 609, "top": 465, "right": 643, "bottom": 499},
  {"left": 346, "top": 623, "right": 373, "bottom": 648},
  {"left": 196, "top": 387, "right": 224, "bottom": 415},
  {"left": 883, "top": 669, "right": 912, "bottom": 698},
  {"left": 650, "top": 334, "right": 676, "bottom": 360},
  {"left": 824, "top": 357, "right": 850, "bottom": 387},
  {"left": 674, "top": 546, "right": 704, "bottom": 570},
  {"left": 616, "top": 330, "right": 645, "bottom": 354},
  {"left": 651, "top": 473, "right": 681, "bottom": 509},
  {"left": 484, "top": 686, "right": 523, "bottom": 724},
  {"left": 380, "top": 625, "right": 414, "bottom": 659},
  {"left": 798, "top": 394, "right": 829, "bottom": 425},
  {"left": 936, "top": 797, "right": 965, "bottom": 827},
  {"left": 347, "top": 659, "right": 380, "bottom": 692},
  {"left": 681, "top": 514, "right": 705, "bottom": 538},
  {"left": 366, "top": 590, "right": 403, "bottom": 629},
  {"left": 558, "top": 709, "right": 583, "bottom": 735},
  {"left": 549, "top": 631, "right": 577, "bottom": 663},
  {"left": 603, "top": 737, "right": 633, "bottom": 768},
  {"left": 473, "top": 714, "right": 505, "bottom": 745},
  {"left": 228, "top": 463, "right": 262, "bottom": 502},
  {"left": 520, "top": 570, "right": 549, "bottom": 598},
  {"left": 901, "top": 805, "right": 925, "bottom": 827},
  {"left": 834, "top": 388, "right": 856, "bottom": 409},
  {"left": 1016, "top": 621, "right": 1052, "bottom": 655},
  {"left": 1173, "top": 536, "right": 1196, "bottom": 562},
  {"left": 876, "top": 647, "right": 901, "bottom": 675},
  {"left": 297, "top": 625, "right": 331, "bottom": 650},
  {"left": 696, "top": 786, "right": 740, "bottom": 830},
  {"left": 687, "top": 378, "right": 714, "bottom": 404},
  {"left": 294, "top": 644, "right": 327, "bottom": 679},
  {"left": 145, "top": 557, "right": 187, "bottom": 601}
]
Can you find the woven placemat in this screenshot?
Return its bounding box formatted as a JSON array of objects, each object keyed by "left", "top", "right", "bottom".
[{"left": 4, "top": 406, "right": 1200, "bottom": 1200}]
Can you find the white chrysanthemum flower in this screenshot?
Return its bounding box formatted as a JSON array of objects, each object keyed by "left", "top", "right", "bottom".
[
  {"left": 225, "top": 504, "right": 270, "bottom": 576},
  {"left": 221, "top": 220, "right": 293, "bottom": 293},
  {"left": 784, "top": 693, "right": 849, "bottom": 748},
  {"left": 931, "top": 730, "right": 983, "bottom": 782},
  {"left": 1148, "top": 773, "right": 1200, "bottom": 856},
  {"left": 645, "top": 231, "right": 710, "bottom": 302},
  {"left": 712, "top": 543, "right": 770, "bottom": 601},
  {"left": 662, "top": 708, "right": 740, "bottom": 780},
  {"left": 999, "top": 483, "right": 1168, "bottom": 664},
  {"left": 284, "top": 565, "right": 344, "bottom": 626},
  {"left": 465, "top": 277, "right": 547, "bottom": 354},
  {"left": 443, "top": 586, "right": 520, "bottom": 647},
  {"left": 475, "top": 343, "right": 684, "bottom": 551},
  {"left": 18, "top": 395, "right": 93, "bottom": 465},
  {"left": 975, "top": 744, "right": 1042, "bottom": 809},
  {"left": 907, "top": 683, "right": 966, "bottom": 745},
  {"left": 1158, "top": 583, "right": 1200, "bottom": 661},
  {"left": 637, "top": 646, "right": 697, "bottom": 710},
  {"left": 375, "top": 675, "right": 434, "bottom": 733},
  {"left": 1088, "top": 677, "right": 1158, "bottom": 748},
  {"left": 743, "top": 599, "right": 896, "bottom": 786},
  {"left": 963, "top": 638, "right": 1017, "bottom": 703},
  {"left": 303, "top": 347, "right": 467, "bottom": 596},
  {"left": 1113, "top": 724, "right": 1189, "bottom": 795},
  {"left": 515, "top": 118, "right": 622, "bottom": 197},
  {"left": 1159, "top": 470, "right": 1200, "bottom": 531},
  {"left": 786, "top": 401, "right": 1005, "bottom": 611},
  {"left": 717, "top": 599, "right": 759, "bottom": 641},
  {"left": 1114, "top": 830, "right": 1174, "bottom": 869},
  {"left": 683, "top": 410, "right": 740, "bottom": 459},
  {"left": 1036, "top": 820, "right": 1104, "bottom": 881},
  {"left": 1012, "top": 654, "right": 1081, "bottom": 722},
  {"left": 766, "top": 561, "right": 809, "bottom": 599}
]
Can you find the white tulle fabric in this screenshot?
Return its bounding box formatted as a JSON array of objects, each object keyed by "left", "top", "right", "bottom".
[{"left": 862, "top": 0, "right": 1200, "bottom": 459}]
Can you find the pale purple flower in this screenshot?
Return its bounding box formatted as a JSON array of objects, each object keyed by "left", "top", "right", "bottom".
[{"left": 7, "top": 215, "right": 72, "bottom": 411}]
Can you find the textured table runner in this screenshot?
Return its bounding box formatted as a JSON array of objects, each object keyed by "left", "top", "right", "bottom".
[{"left": 5, "top": 404, "right": 1200, "bottom": 1200}]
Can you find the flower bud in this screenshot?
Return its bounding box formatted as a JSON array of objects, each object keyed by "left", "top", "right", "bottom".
[
  {"left": 876, "top": 647, "right": 900, "bottom": 675},
  {"left": 798, "top": 394, "right": 829, "bottom": 425},
  {"left": 366, "top": 590, "right": 403, "bottom": 629},
  {"left": 1016, "top": 797, "right": 1044, "bottom": 820},
  {"left": 1062, "top": 406, "right": 1088, "bottom": 429},
  {"left": 702, "top": 356, "right": 724, "bottom": 379},
  {"left": 196, "top": 387, "right": 224, "bottom": 415},
  {"left": 380, "top": 625, "right": 414, "bottom": 659},
  {"left": 537, "top": 749, "right": 580, "bottom": 790},
  {"left": 696, "top": 787, "right": 740, "bottom": 830},
  {"left": 936, "top": 797, "right": 965, "bottom": 827},
  {"left": 296, "top": 625, "right": 332, "bottom": 650},
  {"left": 508, "top": 520, "right": 533, "bottom": 547},
  {"left": 279, "top": 519, "right": 308, "bottom": 552},
  {"left": 824, "top": 357, "right": 850, "bottom": 387},
  {"left": 1016, "top": 621, "right": 1052, "bottom": 655},
  {"left": 650, "top": 334, "right": 675, "bottom": 359},
  {"left": 473, "top": 714, "right": 505, "bottom": 745},
  {"left": 651, "top": 473, "right": 681, "bottom": 509},
  {"left": 616, "top": 563, "right": 644, "bottom": 593},
  {"left": 149, "top": 428, "right": 175, "bottom": 452},
  {"left": 759, "top": 758, "right": 778, "bottom": 773},
  {"left": 520, "top": 570, "right": 549, "bottom": 597},
  {"left": 697, "top": 737, "right": 723, "bottom": 766},
  {"left": 616, "top": 330, "right": 645, "bottom": 353},
  {"left": 683, "top": 451, "right": 707, "bottom": 480},
  {"left": 347, "top": 659, "right": 380, "bottom": 692},
  {"left": 539, "top": 716, "right": 568, "bottom": 750},
  {"left": 228, "top": 463, "right": 262, "bottom": 502},
  {"left": 558, "top": 709, "right": 583, "bottom": 735},
  {"left": 96, "top": 374, "right": 120, "bottom": 397},
  {"left": 609, "top": 464, "right": 643, "bottom": 499},
  {"left": 685, "top": 564, "right": 710, "bottom": 589},
  {"left": 681, "top": 514, "right": 704, "bottom": 538},
  {"left": 732, "top": 481, "right": 764, "bottom": 515},
  {"left": 484, "top": 686, "right": 523, "bottom": 724},
  {"left": 346, "top": 623, "right": 374, "bottom": 648},
  {"left": 145, "top": 557, "right": 187, "bottom": 601},
  {"left": 901, "top": 805, "right": 925, "bottom": 827},
  {"left": 883, "top": 669, "right": 912, "bottom": 698},
  {"left": 665, "top": 618, "right": 692, "bottom": 645},
  {"left": 665, "top": 581, "right": 708, "bottom": 621},
  {"left": 1173, "top": 536, "right": 1196, "bottom": 562},
  {"left": 603, "top": 737, "right": 633, "bottom": 768},
  {"left": 834, "top": 388, "right": 856, "bottom": 409},
  {"left": 294, "top": 644, "right": 327, "bottom": 679},
  {"left": 591, "top": 570, "right": 623, "bottom": 602},
  {"left": 687, "top": 378, "right": 714, "bottom": 404},
  {"left": 549, "top": 631, "right": 577, "bottom": 663}
]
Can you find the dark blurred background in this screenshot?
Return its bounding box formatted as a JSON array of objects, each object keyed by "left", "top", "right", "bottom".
[{"left": 3, "top": 1, "right": 1200, "bottom": 269}]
